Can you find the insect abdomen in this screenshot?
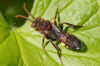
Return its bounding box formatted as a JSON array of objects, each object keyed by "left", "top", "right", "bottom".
[{"left": 66, "top": 34, "right": 82, "bottom": 50}]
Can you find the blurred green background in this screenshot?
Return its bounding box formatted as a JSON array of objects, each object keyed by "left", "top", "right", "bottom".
[{"left": 0, "top": 0, "right": 33, "bottom": 27}]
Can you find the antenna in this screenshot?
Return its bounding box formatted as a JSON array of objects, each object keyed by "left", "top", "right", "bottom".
[
  {"left": 16, "top": 3, "right": 35, "bottom": 22},
  {"left": 24, "top": 3, "right": 34, "bottom": 19},
  {"left": 16, "top": 15, "right": 33, "bottom": 22}
]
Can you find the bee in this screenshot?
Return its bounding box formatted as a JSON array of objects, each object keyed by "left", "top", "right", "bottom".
[{"left": 16, "top": 3, "right": 82, "bottom": 64}]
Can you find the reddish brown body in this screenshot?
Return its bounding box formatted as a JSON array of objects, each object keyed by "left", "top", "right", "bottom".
[
  {"left": 31, "top": 17, "right": 60, "bottom": 40},
  {"left": 16, "top": 3, "right": 82, "bottom": 64},
  {"left": 31, "top": 17, "right": 82, "bottom": 50}
]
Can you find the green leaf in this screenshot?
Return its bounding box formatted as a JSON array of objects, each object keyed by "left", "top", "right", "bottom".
[
  {"left": 0, "top": 14, "right": 10, "bottom": 43},
  {"left": 0, "top": 0, "right": 100, "bottom": 66}
]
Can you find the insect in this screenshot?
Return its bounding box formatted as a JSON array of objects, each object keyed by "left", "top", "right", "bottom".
[{"left": 16, "top": 3, "right": 82, "bottom": 64}]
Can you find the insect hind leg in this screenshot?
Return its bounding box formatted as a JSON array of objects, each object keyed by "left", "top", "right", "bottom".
[{"left": 50, "top": 40, "right": 63, "bottom": 64}]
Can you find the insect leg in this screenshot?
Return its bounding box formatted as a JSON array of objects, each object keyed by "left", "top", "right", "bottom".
[
  {"left": 42, "top": 37, "right": 45, "bottom": 49},
  {"left": 60, "top": 23, "right": 83, "bottom": 32},
  {"left": 54, "top": 8, "right": 58, "bottom": 26},
  {"left": 61, "top": 23, "right": 83, "bottom": 28},
  {"left": 42, "top": 37, "right": 50, "bottom": 49},
  {"left": 50, "top": 40, "right": 63, "bottom": 64},
  {"left": 53, "top": 8, "right": 63, "bottom": 32}
]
